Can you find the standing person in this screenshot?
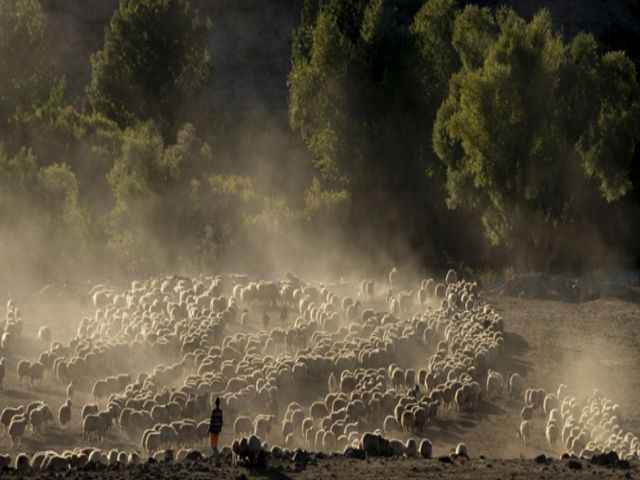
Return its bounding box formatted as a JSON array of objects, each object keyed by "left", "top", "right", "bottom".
[{"left": 209, "top": 397, "right": 223, "bottom": 455}]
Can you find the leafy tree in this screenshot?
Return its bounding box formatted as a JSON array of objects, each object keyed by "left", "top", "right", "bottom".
[
  {"left": 289, "top": 0, "right": 462, "bottom": 263},
  {"left": 0, "top": 0, "right": 54, "bottom": 147},
  {"left": 411, "top": 0, "right": 461, "bottom": 100},
  {"left": 0, "top": 147, "right": 87, "bottom": 279},
  {"left": 106, "top": 121, "right": 228, "bottom": 273},
  {"left": 88, "top": 0, "right": 211, "bottom": 133},
  {"left": 434, "top": 8, "right": 640, "bottom": 272}
]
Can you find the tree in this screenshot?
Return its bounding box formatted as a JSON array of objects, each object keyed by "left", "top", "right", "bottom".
[
  {"left": 289, "top": 0, "right": 463, "bottom": 264},
  {"left": 433, "top": 8, "right": 640, "bottom": 272},
  {"left": 0, "top": 0, "right": 54, "bottom": 146},
  {"left": 88, "top": 0, "right": 211, "bottom": 133},
  {"left": 0, "top": 147, "right": 87, "bottom": 280}
]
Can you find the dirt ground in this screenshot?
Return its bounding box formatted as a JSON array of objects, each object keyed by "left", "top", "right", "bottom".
[
  {"left": 0, "top": 291, "right": 639, "bottom": 478},
  {"left": 1, "top": 455, "right": 637, "bottom": 479}
]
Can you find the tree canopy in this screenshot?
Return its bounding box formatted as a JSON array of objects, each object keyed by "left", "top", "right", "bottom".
[
  {"left": 433, "top": 7, "right": 640, "bottom": 271},
  {"left": 88, "top": 0, "right": 212, "bottom": 133},
  {"left": 0, "top": 0, "right": 53, "bottom": 147}
]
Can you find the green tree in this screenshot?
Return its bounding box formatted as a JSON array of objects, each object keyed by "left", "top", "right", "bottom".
[
  {"left": 0, "top": 147, "right": 87, "bottom": 279},
  {"left": 106, "top": 121, "right": 224, "bottom": 273},
  {"left": 289, "top": 0, "right": 461, "bottom": 263},
  {"left": 88, "top": 0, "right": 211, "bottom": 133},
  {"left": 0, "top": 0, "right": 54, "bottom": 146},
  {"left": 434, "top": 8, "right": 640, "bottom": 272}
]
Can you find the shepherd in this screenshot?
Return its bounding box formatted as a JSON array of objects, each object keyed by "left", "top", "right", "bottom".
[{"left": 209, "top": 397, "right": 224, "bottom": 454}]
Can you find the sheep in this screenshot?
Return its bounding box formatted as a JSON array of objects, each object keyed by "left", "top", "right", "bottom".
[
  {"left": 128, "top": 451, "right": 142, "bottom": 465},
  {"left": 234, "top": 416, "right": 253, "bottom": 437},
  {"left": 66, "top": 382, "right": 74, "bottom": 399},
  {"left": 389, "top": 267, "right": 398, "bottom": 288},
  {"left": 82, "top": 404, "right": 99, "bottom": 419},
  {"left": 543, "top": 393, "right": 558, "bottom": 418},
  {"left": 383, "top": 415, "right": 399, "bottom": 434},
  {"left": 37, "top": 326, "right": 52, "bottom": 344},
  {"left": 15, "top": 453, "right": 30, "bottom": 472},
  {"left": 486, "top": 373, "right": 503, "bottom": 400},
  {"left": 92, "top": 380, "right": 109, "bottom": 402},
  {"left": 445, "top": 269, "right": 457, "bottom": 285},
  {"left": 400, "top": 410, "right": 414, "bottom": 434},
  {"left": 360, "top": 432, "right": 380, "bottom": 457},
  {"left": 455, "top": 442, "right": 468, "bottom": 457},
  {"left": 419, "top": 439, "right": 433, "bottom": 459},
  {"left": 0, "top": 357, "right": 5, "bottom": 389},
  {"left": 0, "top": 332, "right": 13, "bottom": 353},
  {"left": 17, "top": 360, "right": 31, "bottom": 385},
  {"left": 8, "top": 415, "right": 27, "bottom": 446},
  {"left": 405, "top": 438, "right": 418, "bottom": 458},
  {"left": 508, "top": 373, "right": 523, "bottom": 398},
  {"left": 27, "top": 362, "right": 45, "bottom": 385},
  {"left": 143, "top": 430, "right": 162, "bottom": 453},
  {"left": 310, "top": 401, "right": 328, "bottom": 421},
  {"left": 29, "top": 406, "right": 48, "bottom": 433},
  {"left": 521, "top": 404, "right": 535, "bottom": 421},
  {"left": 43, "top": 455, "right": 68, "bottom": 472},
  {"left": 83, "top": 414, "right": 106, "bottom": 442},
  {"left": 1, "top": 406, "right": 24, "bottom": 432},
  {"left": 518, "top": 420, "right": 531, "bottom": 445},
  {"left": 59, "top": 400, "right": 71, "bottom": 430},
  {"left": 546, "top": 422, "right": 558, "bottom": 448},
  {"left": 253, "top": 416, "right": 273, "bottom": 439}
]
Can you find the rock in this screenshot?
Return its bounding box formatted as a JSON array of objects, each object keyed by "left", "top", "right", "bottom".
[
  {"left": 292, "top": 449, "right": 310, "bottom": 465},
  {"left": 185, "top": 451, "right": 203, "bottom": 462},
  {"left": 438, "top": 456, "right": 453, "bottom": 464},
  {"left": 344, "top": 448, "right": 366, "bottom": 460},
  {"left": 567, "top": 460, "right": 582, "bottom": 470},
  {"left": 617, "top": 460, "right": 631, "bottom": 470},
  {"left": 590, "top": 451, "right": 619, "bottom": 467},
  {"left": 534, "top": 454, "right": 548, "bottom": 464}
]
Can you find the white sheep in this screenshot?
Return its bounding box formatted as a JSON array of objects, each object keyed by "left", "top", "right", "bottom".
[
  {"left": 419, "top": 439, "right": 433, "bottom": 459},
  {"left": 16, "top": 360, "right": 31, "bottom": 386},
  {"left": 59, "top": 400, "right": 71, "bottom": 430},
  {"left": 82, "top": 414, "right": 106, "bottom": 442},
  {"left": 8, "top": 415, "right": 27, "bottom": 446},
  {"left": 546, "top": 422, "right": 558, "bottom": 448},
  {"left": 518, "top": 420, "right": 531, "bottom": 445},
  {"left": 0, "top": 357, "right": 5, "bottom": 389},
  {"left": 37, "top": 326, "right": 51, "bottom": 344},
  {"left": 508, "top": 373, "right": 523, "bottom": 398}
]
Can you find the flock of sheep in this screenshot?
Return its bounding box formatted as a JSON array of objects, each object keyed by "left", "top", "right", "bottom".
[
  {"left": 518, "top": 385, "right": 639, "bottom": 460},
  {"left": 0, "top": 267, "right": 636, "bottom": 472}
]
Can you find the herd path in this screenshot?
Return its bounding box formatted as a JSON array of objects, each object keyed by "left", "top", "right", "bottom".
[{"left": 0, "top": 292, "right": 639, "bottom": 459}]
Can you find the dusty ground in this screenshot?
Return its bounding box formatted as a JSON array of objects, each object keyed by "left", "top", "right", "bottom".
[
  {"left": 0, "top": 291, "right": 639, "bottom": 478},
  {"left": 1, "top": 455, "right": 638, "bottom": 479}
]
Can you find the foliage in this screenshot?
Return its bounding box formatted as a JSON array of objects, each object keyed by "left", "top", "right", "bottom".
[
  {"left": 88, "top": 0, "right": 212, "bottom": 133},
  {"left": 289, "top": 0, "right": 457, "bottom": 262},
  {"left": 0, "top": 0, "right": 639, "bottom": 281},
  {"left": 433, "top": 8, "right": 640, "bottom": 272},
  {"left": 0, "top": 0, "right": 54, "bottom": 149},
  {"left": 0, "top": 147, "right": 87, "bottom": 278}
]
